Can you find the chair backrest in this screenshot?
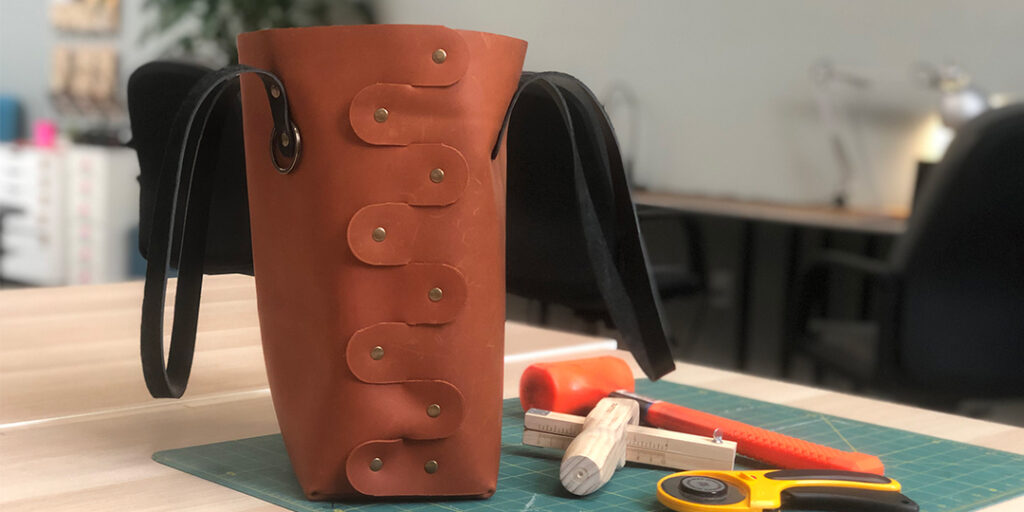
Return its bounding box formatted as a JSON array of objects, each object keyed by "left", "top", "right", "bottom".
[{"left": 889, "top": 104, "right": 1024, "bottom": 395}]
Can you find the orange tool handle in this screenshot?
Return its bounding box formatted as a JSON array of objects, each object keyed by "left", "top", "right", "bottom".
[{"left": 646, "top": 401, "right": 885, "bottom": 474}]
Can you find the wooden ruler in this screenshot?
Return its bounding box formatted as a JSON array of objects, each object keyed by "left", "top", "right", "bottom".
[{"left": 523, "top": 408, "right": 736, "bottom": 471}]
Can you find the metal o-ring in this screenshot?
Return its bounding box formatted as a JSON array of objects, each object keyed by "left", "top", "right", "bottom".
[{"left": 270, "top": 122, "right": 302, "bottom": 174}]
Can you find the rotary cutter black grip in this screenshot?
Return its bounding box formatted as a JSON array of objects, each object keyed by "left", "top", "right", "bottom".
[
  {"left": 764, "top": 469, "right": 893, "bottom": 484},
  {"left": 769, "top": 469, "right": 918, "bottom": 511},
  {"left": 781, "top": 487, "right": 919, "bottom": 512}
]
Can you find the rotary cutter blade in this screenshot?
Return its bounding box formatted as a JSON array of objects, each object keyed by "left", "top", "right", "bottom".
[{"left": 656, "top": 469, "right": 919, "bottom": 512}]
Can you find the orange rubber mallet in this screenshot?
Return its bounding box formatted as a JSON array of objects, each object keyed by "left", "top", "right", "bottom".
[{"left": 519, "top": 356, "right": 885, "bottom": 475}]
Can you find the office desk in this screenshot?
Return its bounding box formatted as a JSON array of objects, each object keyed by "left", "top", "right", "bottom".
[
  {"left": 2, "top": 275, "right": 1022, "bottom": 511},
  {"left": 633, "top": 190, "right": 908, "bottom": 369},
  {"left": 632, "top": 191, "right": 908, "bottom": 235}
]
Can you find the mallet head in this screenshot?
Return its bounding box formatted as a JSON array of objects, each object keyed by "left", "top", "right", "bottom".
[{"left": 519, "top": 356, "right": 635, "bottom": 415}]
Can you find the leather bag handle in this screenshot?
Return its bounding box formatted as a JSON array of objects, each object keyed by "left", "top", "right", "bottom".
[
  {"left": 500, "top": 72, "right": 676, "bottom": 379},
  {"left": 140, "top": 66, "right": 673, "bottom": 399},
  {"left": 140, "top": 65, "right": 299, "bottom": 398}
]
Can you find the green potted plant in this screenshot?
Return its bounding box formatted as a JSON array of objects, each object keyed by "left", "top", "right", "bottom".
[{"left": 144, "top": 0, "right": 375, "bottom": 64}]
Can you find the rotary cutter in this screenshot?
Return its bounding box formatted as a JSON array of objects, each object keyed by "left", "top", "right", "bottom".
[{"left": 657, "top": 469, "right": 919, "bottom": 512}]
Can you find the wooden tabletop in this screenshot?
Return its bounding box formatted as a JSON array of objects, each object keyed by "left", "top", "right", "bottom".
[
  {"left": 2, "top": 275, "right": 1021, "bottom": 511},
  {"left": 633, "top": 190, "right": 909, "bottom": 235}
]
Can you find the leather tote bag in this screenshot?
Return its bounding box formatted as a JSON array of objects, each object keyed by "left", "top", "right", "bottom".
[{"left": 128, "top": 24, "right": 674, "bottom": 500}]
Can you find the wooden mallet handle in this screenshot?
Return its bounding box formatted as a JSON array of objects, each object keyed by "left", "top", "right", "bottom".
[{"left": 559, "top": 397, "right": 639, "bottom": 495}]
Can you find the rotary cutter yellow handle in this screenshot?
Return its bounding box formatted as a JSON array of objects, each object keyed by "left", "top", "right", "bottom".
[{"left": 656, "top": 469, "right": 919, "bottom": 512}]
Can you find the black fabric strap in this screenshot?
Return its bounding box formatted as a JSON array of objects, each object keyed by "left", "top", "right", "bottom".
[
  {"left": 140, "top": 65, "right": 298, "bottom": 398},
  {"left": 501, "top": 72, "right": 676, "bottom": 379}
]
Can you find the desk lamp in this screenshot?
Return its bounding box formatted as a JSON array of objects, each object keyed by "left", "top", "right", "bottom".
[
  {"left": 911, "top": 63, "right": 990, "bottom": 209},
  {"left": 915, "top": 63, "right": 990, "bottom": 130},
  {"left": 810, "top": 59, "right": 871, "bottom": 207}
]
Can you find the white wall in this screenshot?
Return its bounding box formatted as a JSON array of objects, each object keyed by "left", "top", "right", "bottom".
[
  {"left": 378, "top": 0, "right": 1024, "bottom": 211},
  {"left": 3, "top": 1, "right": 1023, "bottom": 210},
  {"left": 0, "top": 1, "right": 194, "bottom": 128},
  {"left": 0, "top": 2, "right": 57, "bottom": 124}
]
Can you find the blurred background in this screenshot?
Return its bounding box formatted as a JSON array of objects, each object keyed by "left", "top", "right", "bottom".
[{"left": 1, "top": 1, "right": 1021, "bottom": 421}]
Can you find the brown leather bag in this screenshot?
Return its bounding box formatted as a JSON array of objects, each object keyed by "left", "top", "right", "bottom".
[
  {"left": 131, "top": 24, "right": 676, "bottom": 502},
  {"left": 236, "top": 26, "right": 525, "bottom": 498}
]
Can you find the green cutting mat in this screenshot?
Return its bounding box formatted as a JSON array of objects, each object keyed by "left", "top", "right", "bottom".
[{"left": 154, "top": 380, "right": 1024, "bottom": 511}]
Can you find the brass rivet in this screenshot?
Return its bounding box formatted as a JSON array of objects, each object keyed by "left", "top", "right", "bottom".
[
  {"left": 372, "top": 227, "right": 387, "bottom": 242},
  {"left": 424, "top": 460, "right": 439, "bottom": 474},
  {"left": 428, "top": 287, "right": 443, "bottom": 302},
  {"left": 373, "top": 107, "right": 389, "bottom": 123},
  {"left": 270, "top": 85, "right": 281, "bottom": 98},
  {"left": 427, "top": 404, "right": 441, "bottom": 417},
  {"left": 429, "top": 168, "right": 445, "bottom": 183},
  {"left": 370, "top": 346, "right": 384, "bottom": 360},
  {"left": 432, "top": 49, "right": 447, "bottom": 64},
  {"left": 369, "top": 457, "right": 383, "bottom": 471},
  {"left": 280, "top": 132, "right": 290, "bottom": 147}
]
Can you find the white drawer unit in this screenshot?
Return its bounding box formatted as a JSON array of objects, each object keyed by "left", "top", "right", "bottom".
[
  {"left": 0, "top": 143, "right": 139, "bottom": 286},
  {"left": 64, "top": 145, "right": 139, "bottom": 285},
  {"left": 0, "top": 145, "right": 66, "bottom": 286}
]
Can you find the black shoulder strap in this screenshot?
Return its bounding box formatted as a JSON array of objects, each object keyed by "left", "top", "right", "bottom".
[
  {"left": 499, "top": 72, "right": 676, "bottom": 380},
  {"left": 139, "top": 66, "right": 672, "bottom": 398},
  {"left": 140, "top": 65, "right": 299, "bottom": 398}
]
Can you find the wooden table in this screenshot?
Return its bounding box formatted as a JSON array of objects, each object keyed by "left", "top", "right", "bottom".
[
  {"left": 2, "top": 275, "right": 1021, "bottom": 511},
  {"left": 632, "top": 191, "right": 908, "bottom": 236}
]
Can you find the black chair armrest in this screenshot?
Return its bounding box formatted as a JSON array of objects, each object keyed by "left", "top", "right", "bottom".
[
  {"left": 804, "top": 250, "right": 895, "bottom": 280},
  {"left": 635, "top": 205, "right": 707, "bottom": 292},
  {"left": 784, "top": 250, "right": 897, "bottom": 372},
  {"left": 635, "top": 203, "right": 685, "bottom": 220}
]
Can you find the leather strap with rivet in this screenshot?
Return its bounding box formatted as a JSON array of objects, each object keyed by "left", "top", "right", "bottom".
[{"left": 140, "top": 64, "right": 300, "bottom": 399}]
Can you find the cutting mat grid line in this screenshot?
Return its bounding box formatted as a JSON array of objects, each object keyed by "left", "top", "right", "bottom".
[{"left": 153, "top": 380, "right": 1024, "bottom": 511}]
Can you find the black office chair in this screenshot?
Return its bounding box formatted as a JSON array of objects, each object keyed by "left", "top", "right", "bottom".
[
  {"left": 514, "top": 203, "right": 706, "bottom": 331},
  {"left": 636, "top": 205, "right": 708, "bottom": 300},
  {"left": 783, "top": 104, "right": 1024, "bottom": 406},
  {"left": 505, "top": 78, "right": 706, "bottom": 338}
]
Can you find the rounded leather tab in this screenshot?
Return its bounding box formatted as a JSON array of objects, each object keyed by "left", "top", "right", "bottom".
[
  {"left": 351, "top": 84, "right": 470, "bottom": 146},
  {"left": 349, "top": 323, "right": 464, "bottom": 383},
  {"left": 348, "top": 203, "right": 419, "bottom": 266},
  {"left": 239, "top": 25, "right": 469, "bottom": 89},
  {"left": 347, "top": 439, "right": 464, "bottom": 497},
  {"left": 355, "top": 144, "right": 469, "bottom": 206},
  {"left": 364, "top": 25, "right": 469, "bottom": 86},
  {"left": 348, "top": 380, "right": 464, "bottom": 440},
  {"left": 349, "top": 263, "right": 467, "bottom": 325}
]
